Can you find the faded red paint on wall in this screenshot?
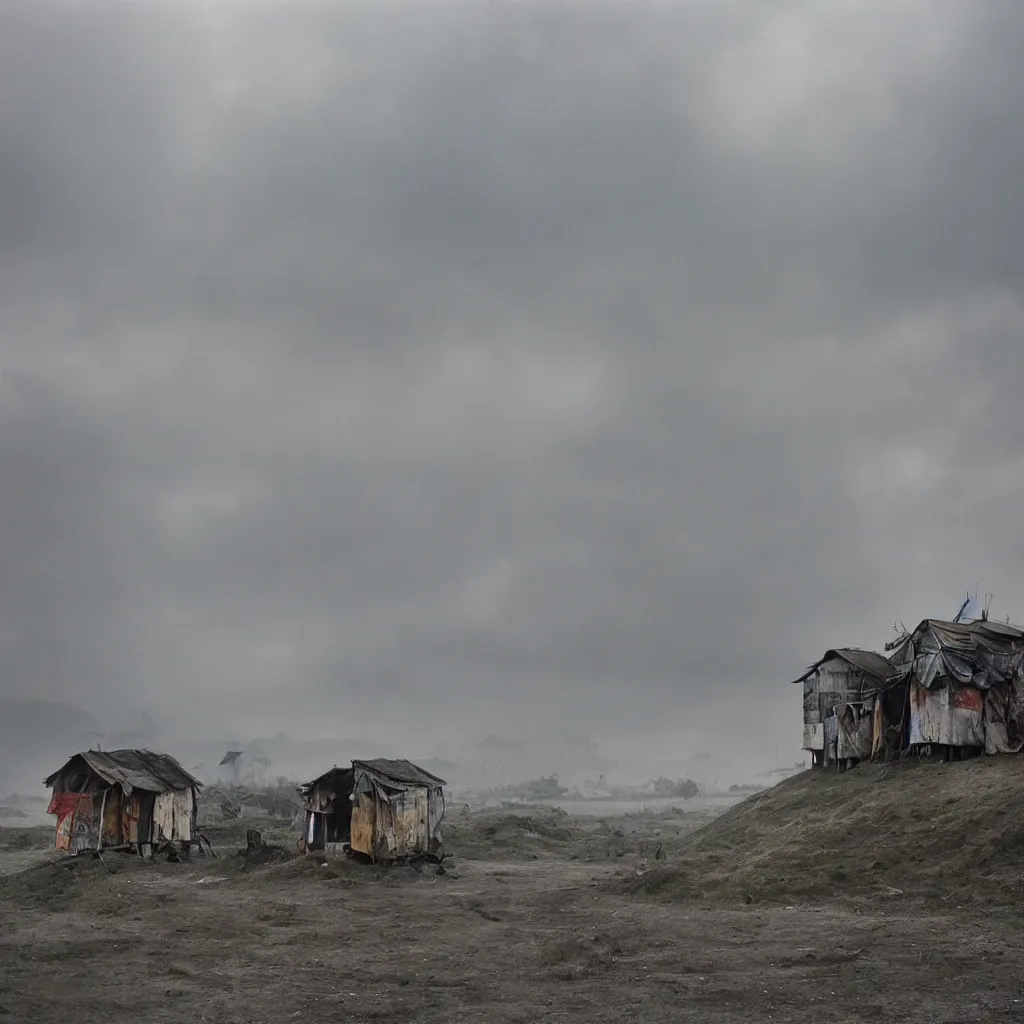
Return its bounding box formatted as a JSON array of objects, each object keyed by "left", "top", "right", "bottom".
[
  {"left": 954, "top": 687, "right": 984, "bottom": 712},
  {"left": 122, "top": 793, "right": 141, "bottom": 844},
  {"left": 48, "top": 794, "right": 94, "bottom": 852}
]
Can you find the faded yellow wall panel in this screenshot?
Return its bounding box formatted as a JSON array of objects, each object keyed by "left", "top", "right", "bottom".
[
  {"left": 102, "top": 788, "right": 123, "bottom": 844},
  {"left": 122, "top": 794, "right": 140, "bottom": 843},
  {"left": 350, "top": 796, "right": 375, "bottom": 857}
]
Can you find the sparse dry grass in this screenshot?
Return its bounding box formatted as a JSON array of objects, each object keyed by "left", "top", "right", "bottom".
[
  {"left": 4, "top": 777, "right": 1024, "bottom": 1023},
  {"left": 630, "top": 757, "right": 1024, "bottom": 908}
]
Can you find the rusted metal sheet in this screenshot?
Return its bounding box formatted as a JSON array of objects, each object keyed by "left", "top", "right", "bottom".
[
  {"left": 122, "top": 793, "right": 141, "bottom": 844},
  {"left": 371, "top": 785, "right": 398, "bottom": 860},
  {"left": 353, "top": 759, "right": 445, "bottom": 788},
  {"left": 793, "top": 649, "right": 894, "bottom": 687},
  {"left": 349, "top": 780, "right": 434, "bottom": 860},
  {"left": 349, "top": 793, "right": 376, "bottom": 858},
  {"left": 909, "top": 683, "right": 984, "bottom": 746},
  {"left": 307, "top": 761, "right": 445, "bottom": 861}
]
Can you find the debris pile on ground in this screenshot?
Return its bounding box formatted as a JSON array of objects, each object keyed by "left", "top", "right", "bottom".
[
  {"left": 198, "top": 785, "right": 242, "bottom": 820},
  {"left": 199, "top": 780, "right": 302, "bottom": 822},
  {"left": 628, "top": 757, "right": 1024, "bottom": 907},
  {"left": 648, "top": 777, "right": 700, "bottom": 799},
  {"left": 239, "top": 850, "right": 372, "bottom": 887},
  {"left": 236, "top": 844, "right": 292, "bottom": 868},
  {"left": 233, "top": 829, "right": 292, "bottom": 869},
  {"left": 477, "top": 776, "right": 569, "bottom": 803},
  {"left": 196, "top": 814, "right": 299, "bottom": 859}
]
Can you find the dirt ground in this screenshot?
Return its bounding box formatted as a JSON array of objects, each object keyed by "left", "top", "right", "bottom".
[{"left": 3, "top": 767, "right": 1024, "bottom": 1023}]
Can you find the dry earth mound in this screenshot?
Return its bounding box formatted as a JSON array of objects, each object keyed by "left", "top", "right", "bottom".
[
  {"left": 444, "top": 805, "right": 709, "bottom": 865},
  {"left": 445, "top": 806, "right": 576, "bottom": 860},
  {"left": 630, "top": 757, "right": 1024, "bottom": 908},
  {"left": 0, "top": 825, "right": 52, "bottom": 853}
]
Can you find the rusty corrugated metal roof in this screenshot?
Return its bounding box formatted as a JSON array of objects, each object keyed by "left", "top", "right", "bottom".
[
  {"left": 44, "top": 749, "right": 201, "bottom": 793},
  {"left": 353, "top": 758, "right": 446, "bottom": 789},
  {"left": 300, "top": 758, "right": 446, "bottom": 794},
  {"left": 298, "top": 765, "right": 353, "bottom": 796},
  {"left": 790, "top": 648, "right": 894, "bottom": 685}
]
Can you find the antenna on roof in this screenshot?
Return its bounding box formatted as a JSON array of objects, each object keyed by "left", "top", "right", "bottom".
[
  {"left": 885, "top": 619, "right": 910, "bottom": 650},
  {"left": 984, "top": 593, "right": 994, "bottom": 621},
  {"left": 953, "top": 593, "right": 971, "bottom": 623}
]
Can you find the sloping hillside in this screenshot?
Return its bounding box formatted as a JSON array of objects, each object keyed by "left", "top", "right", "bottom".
[{"left": 631, "top": 757, "right": 1024, "bottom": 907}]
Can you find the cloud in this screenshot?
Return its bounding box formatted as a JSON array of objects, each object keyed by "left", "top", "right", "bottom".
[{"left": 1, "top": 1, "right": 1023, "bottom": 767}]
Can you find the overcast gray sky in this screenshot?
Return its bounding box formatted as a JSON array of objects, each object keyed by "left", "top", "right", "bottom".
[{"left": 1, "top": 1, "right": 1023, "bottom": 766}]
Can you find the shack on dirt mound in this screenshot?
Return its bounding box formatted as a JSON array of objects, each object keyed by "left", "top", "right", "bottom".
[
  {"left": 886, "top": 618, "right": 1024, "bottom": 758},
  {"left": 43, "top": 749, "right": 201, "bottom": 857},
  {"left": 299, "top": 759, "right": 446, "bottom": 862},
  {"left": 794, "top": 617, "right": 1024, "bottom": 768},
  {"left": 792, "top": 648, "right": 895, "bottom": 768}
]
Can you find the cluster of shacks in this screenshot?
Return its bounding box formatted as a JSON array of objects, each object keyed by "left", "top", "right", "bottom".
[
  {"left": 43, "top": 749, "right": 201, "bottom": 856},
  {"left": 298, "top": 759, "right": 446, "bottom": 862},
  {"left": 795, "top": 615, "right": 1024, "bottom": 768},
  {"left": 44, "top": 749, "right": 447, "bottom": 863}
]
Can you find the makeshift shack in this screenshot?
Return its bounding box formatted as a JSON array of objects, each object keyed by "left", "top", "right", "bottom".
[
  {"left": 299, "top": 758, "right": 446, "bottom": 862},
  {"left": 885, "top": 618, "right": 1024, "bottom": 757},
  {"left": 792, "top": 649, "right": 895, "bottom": 768},
  {"left": 44, "top": 749, "right": 202, "bottom": 857}
]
